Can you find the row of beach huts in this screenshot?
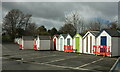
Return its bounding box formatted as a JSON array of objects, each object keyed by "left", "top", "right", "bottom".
[{"left": 14, "top": 29, "right": 120, "bottom": 57}]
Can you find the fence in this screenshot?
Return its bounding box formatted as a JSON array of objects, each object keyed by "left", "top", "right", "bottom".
[
  {"left": 64, "top": 45, "right": 73, "bottom": 52},
  {"left": 93, "top": 45, "right": 110, "bottom": 55}
]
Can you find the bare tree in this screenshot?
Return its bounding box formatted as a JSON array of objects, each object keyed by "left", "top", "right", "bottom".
[
  {"left": 2, "top": 9, "right": 34, "bottom": 40},
  {"left": 59, "top": 24, "right": 76, "bottom": 36},
  {"left": 65, "top": 11, "right": 84, "bottom": 33},
  {"left": 107, "top": 21, "right": 118, "bottom": 30},
  {"left": 88, "top": 20, "right": 101, "bottom": 31}
]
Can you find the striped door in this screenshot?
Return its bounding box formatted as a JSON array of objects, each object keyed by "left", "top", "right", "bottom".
[
  {"left": 86, "top": 37, "right": 88, "bottom": 52},
  {"left": 90, "top": 36, "right": 92, "bottom": 53}
]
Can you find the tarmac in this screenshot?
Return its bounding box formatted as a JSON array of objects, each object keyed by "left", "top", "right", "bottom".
[{"left": 2, "top": 43, "right": 117, "bottom": 72}]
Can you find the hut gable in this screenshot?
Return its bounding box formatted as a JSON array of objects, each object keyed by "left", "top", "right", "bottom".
[
  {"left": 65, "top": 34, "right": 72, "bottom": 39},
  {"left": 62, "top": 34, "right": 68, "bottom": 38},
  {"left": 73, "top": 33, "right": 83, "bottom": 38},
  {"left": 58, "top": 34, "right": 67, "bottom": 39},
  {"left": 83, "top": 31, "right": 99, "bottom": 38}
]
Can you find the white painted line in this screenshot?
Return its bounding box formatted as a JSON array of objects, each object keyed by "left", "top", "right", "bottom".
[
  {"left": 3, "top": 58, "right": 89, "bottom": 70},
  {"left": 25, "top": 55, "right": 57, "bottom": 60},
  {"left": 30, "top": 61, "right": 89, "bottom": 70},
  {"left": 3, "top": 55, "right": 100, "bottom": 71},
  {"left": 76, "top": 58, "right": 104, "bottom": 68},
  {"left": 110, "top": 57, "right": 120, "bottom": 71},
  {"left": 43, "top": 56, "right": 78, "bottom": 64}
]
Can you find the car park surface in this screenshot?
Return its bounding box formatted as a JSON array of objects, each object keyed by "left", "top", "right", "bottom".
[{"left": 2, "top": 43, "right": 117, "bottom": 72}]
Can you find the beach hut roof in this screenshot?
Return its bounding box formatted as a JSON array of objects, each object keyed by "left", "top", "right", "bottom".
[
  {"left": 83, "top": 31, "right": 99, "bottom": 38},
  {"left": 97, "top": 29, "right": 120, "bottom": 37},
  {"left": 90, "top": 31, "right": 99, "bottom": 37},
  {"left": 61, "top": 34, "right": 68, "bottom": 38},
  {"left": 73, "top": 33, "right": 84, "bottom": 38},
  {"left": 79, "top": 33, "right": 85, "bottom": 37},
  {"left": 23, "top": 36, "right": 35, "bottom": 40},
  {"left": 39, "top": 36, "right": 51, "bottom": 40}
]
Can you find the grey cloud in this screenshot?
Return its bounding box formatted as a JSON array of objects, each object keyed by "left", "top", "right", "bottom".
[
  {"left": 32, "top": 17, "right": 64, "bottom": 30},
  {"left": 2, "top": 2, "right": 118, "bottom": 29}
]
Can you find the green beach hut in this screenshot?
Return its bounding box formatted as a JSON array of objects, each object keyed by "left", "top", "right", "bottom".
[{"left": 73, "top": 33, "right": 83, "bottom": 53}]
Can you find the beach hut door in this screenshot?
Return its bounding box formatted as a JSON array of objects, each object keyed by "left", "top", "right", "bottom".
[
  {"left": 101, "top": 36, "right": 107, "bottom": 46},
  {"left": 75, "top": 37, "right": 79, "bottom": 52},
  {"left": 100, "top": 36, "right": 107, "bottom": 53},
  {"left": 60, "top": 38, "right": 63, "bottom": 51},
  {"left": 54, "top": 39, "right": 56, "bottom": 50}
]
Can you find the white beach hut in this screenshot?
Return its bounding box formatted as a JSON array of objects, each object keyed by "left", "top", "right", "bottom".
[
  {"left": 64, "top": 34, "right": 73, "bottom": 52},
  {"left": 58, "top": 34, "right": 67, "bottom": 51},
  {"left": 35, "top": 36, "right": 52, "bottom": 50},
  {"left": 19, "top": 36, "right": 35, "bottom": 50},
  {"left": 93, "top": 29, "right": 120, "bottom": 57},
  {"left": 53, "top": 35, "right": 59, "bottom": 51},
  {"left": 83, "top": 31, "right": 99, "bottom": 54}
]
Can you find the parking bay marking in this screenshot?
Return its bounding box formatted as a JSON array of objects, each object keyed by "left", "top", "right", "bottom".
[
  {"left": 21, "top": 59, "right": 99, "bottom": 71},
  {"left": 24, "top": 55, "right": 57, "bottom": 60},
  {"left": 42, "top": 56, "right": 78, "bottom": 64},
  {"left": 75, "top": 58, "right": 104, "bottom": 69},
  {"left": 3, "top": 55, "right": 101, "bottom": 71}
]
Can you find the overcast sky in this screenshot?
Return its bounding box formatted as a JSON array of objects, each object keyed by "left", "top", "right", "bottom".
[{"left": 2, "top": 2, "right": 118, "bottom": 30}]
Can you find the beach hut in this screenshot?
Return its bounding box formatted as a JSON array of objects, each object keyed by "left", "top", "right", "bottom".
[
  {"left": 53, "top": 35, "right": 59, "bottom": 51},
  {"left": 19, "top": 36, "right": 35, "bottom": 50},
  {"left": 14, "top": 37, "right": 22, "bottom": 44},
  {"left": 83, "top": 31, "right": 99, "bottom": 54},
  {"left": 35, "top": 36, "right": 51, "bottom": 50},
  {"left": 64, "top": 34, "right": 73, "bottom": 52},
  {"left": 58, "top": 34, "right": 67, "bottom": 51},
  {"left": 14, "top": 38, "right": 19, "bottom": 44},
  {"left": 73, "top": 33, "right": 83, "bottom": 53},
  {"left": 93, "top": 29, "right": 120, "bottom": 57}
]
